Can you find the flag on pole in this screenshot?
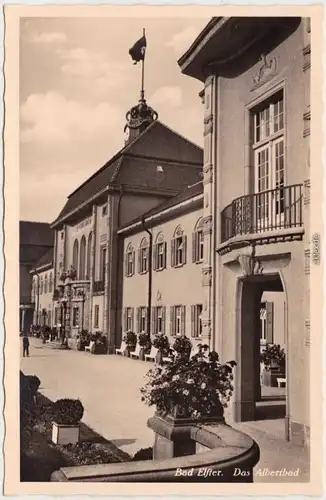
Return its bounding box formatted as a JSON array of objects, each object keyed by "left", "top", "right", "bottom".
[{"left": 129, "top": 34, "right": 147, "bottom": 65}]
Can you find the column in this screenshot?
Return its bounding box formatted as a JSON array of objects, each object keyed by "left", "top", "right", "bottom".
[
  {"left": 88, "top": 205, "right": 97, "bottom": 331},
  {"left": 21, "top": 308, "right": 26, "bottom": 333},
  {"left": 201, "top": 74, "right": 217, "bottom": 350}
]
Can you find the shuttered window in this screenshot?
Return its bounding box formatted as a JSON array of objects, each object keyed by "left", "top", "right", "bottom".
[
  {"left": 151, "top": 306, "right": 166, "bottom": 335},
  {"left": 94, "top": 305, "right": 99, "bottom": 328},
  {"left": 191, "top": 304, "right": 203, "bottom": 338},
  {"left": 171, "top": 226, "right": 187, "bottom": 267},
  {"left": 153, "top": 234, "right": 167, "bottom": 271},
  {"left": 138, "top": 238, "right": 148, "bottom": 274},
  {"left": 137, "top": 306, "right": 148, "bottom": 333},
  {"left": 125, "top": 243, "right": 135, "bottom": 277},
  {"left": 192, "top": 218, "right": 204, "bottom": 263},
  {"left": 170, "top": 305, "right": 186, "bottom": 336},
  {"left": 124, "top": 307, "right": 134, "bottom": 332}
]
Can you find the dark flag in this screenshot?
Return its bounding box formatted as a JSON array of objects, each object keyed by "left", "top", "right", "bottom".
[{"left": 129, "top": 35, "right": 147, "bottom": 65}]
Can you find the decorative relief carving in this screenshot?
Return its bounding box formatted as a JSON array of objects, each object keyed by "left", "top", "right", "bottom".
[
  {"left": 237, "top": 253, "right": 263, "bottom": 276},
  {"left": 303, "top": 45, "right": 311, "bottom": 72},
  {"left": 100, "top": 234, "right": 107, "bottom": 243},
  {"left": 304, "top": 319, "right": 310, "bottom": 347},
  {"left": 304, "top": 248, "right": 311, "bottom": 275},
  {"left": 303, "top": 179, "right": 311, "bottom": 205},
  {"left": 204, "top": 120, "right": 213, "bottom": 136},
  {"left": 202, "top": 216, "right": 213, "bottom": 235},
  {"left": 251, "top": 54, "right": 277, "bottom": 91},
  {"left": 201, "top": 267, "right": 212, "bottom": 287},
  {"left": 303, "top": 109, "right": 311, "bottom": 137},
  {"left": 157, "top": 290, "right": 162, "bottom": 302},
  {"left": 203, "top": 169, "right": 213, "bottom": 185}
]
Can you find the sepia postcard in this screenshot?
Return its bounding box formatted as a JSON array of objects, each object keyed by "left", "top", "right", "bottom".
[{"left": 3, "top": 3, "right": 324, "bottom": 496}]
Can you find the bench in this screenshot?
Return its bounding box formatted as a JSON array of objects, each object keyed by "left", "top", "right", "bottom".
[
  {"left": 130, "top": 343, "right": 141, "bottom": 360},
  {"left": 145, "top": 346, "right": 159, "bottom": 362},
  {"left": 85, "top": 341, "right": 95, "bottom": 353},
  {"left": 277, "top": 377, "right": 286, "bottom": 388},
  {"left": 115, "top": 341, "right": 127, "bottom": 356}
]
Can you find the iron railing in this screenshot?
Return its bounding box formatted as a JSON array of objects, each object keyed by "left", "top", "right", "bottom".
[
  {"left": 221, "top": 184, "right": 303, "bottom": 243},
  {"left": 93, "top": 280, "right": 105, "bottom": 293}
]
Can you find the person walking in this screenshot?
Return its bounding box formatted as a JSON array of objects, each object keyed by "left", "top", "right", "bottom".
[{"left": 22, "top": 334, "right": 30, "bottom": 357}]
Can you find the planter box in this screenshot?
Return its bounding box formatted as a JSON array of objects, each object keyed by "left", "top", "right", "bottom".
[{"left": 52, "top": 422, "right": 80, "bottom": 445}]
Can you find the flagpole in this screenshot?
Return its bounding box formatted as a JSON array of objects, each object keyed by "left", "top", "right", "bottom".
[{"left": 141, "top": 28, "right": 145, "bottom": 100}]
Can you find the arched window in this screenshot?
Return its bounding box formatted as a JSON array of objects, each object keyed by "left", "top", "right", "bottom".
[
  {"left": 171, "top": 225, "right": 187, "bottom": 267},
  {"left": 72, "top": 239, "right": 79, "bottom": 277},
  {"left": 79, "top": 236, "right": 86, "bottom": 280},
  {"left": 86, "top": 232, "right": 92, "bottom": 279},
  {"left": 44, "top": 274, "right": 48, "bottom": 294},
  {"left": 124, "top": 242, "right": 135, "bottom": 277},
  {"left": 153, "top": 232, "right": 167, "bottom": 271},
  {"left": 192, "top": 218, "right": 204, "bottom": 263},
  {"left": 40, "top": 276, "right": 43, "bottom": 295},
  {"left": 49, "top": 273, "right": 53, "bottom": 293},
  {"left": 138, "top": 237, "right": 148, "bottom": 274}
]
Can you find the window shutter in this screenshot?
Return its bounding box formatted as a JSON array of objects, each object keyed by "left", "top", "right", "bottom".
[
  {"left": 170, "top": 306, "right": 174, "bottom": 336},
  {"left": 131, "top": 307, "right": 134, "bottom": 332},
  {"left": 162, "top": 306, "right": 166, "bottom": 334},
  {"left": 123, "top": 308, "right": 127, "bottom": 331},
  {"left": 151, "top": 307, "right": 156, "bottom": 335},
  {"left": 124, "top": 252, "right": 128, "bottom": 277},
  {"left": 181, "top": 306, "right": 186, "bottom": 336},
  {"left": 145, "top": 306, "right": 148, "bottom": 333},
  {"left": 191, "top": 305, "right": 195, "bottom": 337},
  {"left": 183, "top": 235, "right": 187, "bottom": 265},
  {"left": 266, "top": 302, "right": 274, "bottom": 344},
  {"left": 163, "top": 242, "right": 167, "bottom": 269},
  {"left": 171, "top": 239, "right": 175, "bottom": 267},
  {"left": 136, "top": 307, "right": 140, "bottom": 333},
  {"left": 192, "top": 233, "right": 197, "bottom": 263},
  {"left": 153, "top": 244, "right": 157, "bottom": 271},
  {"left": 138, "top": 249, "right": 141, "bottom": 273},
  {"left": 132, "top": 250, "right": 135, "bottom": 276}
]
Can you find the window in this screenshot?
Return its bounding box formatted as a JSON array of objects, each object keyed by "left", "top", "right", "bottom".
[
  {"left": 94, "top": 305, "right": 100, "bottom": 328},
  {"left": 125, "top": 243, "right": 135, "bottom": 277},
  {"left": 170, "top": 305, "right": 185, "bottom": 336},
  {"left": 72, "top": 239, "right": 79, "bottom": 276},
  {"left": 138, "top": 238, "right": 148, "bottom": 274},
  {"left": 99, "top": 246, "right": 107, "bottom": 282},
  {"left": 49, "top": 273, "right": 53, "bottom": 293},
  {"left": 72, "top": 307, "right": 79, "bottom": 327},
  {"left": 54, "top": 307, "right": 60, "bottom": 325},
  {"left": 102, "top": 205, "right": 108, "bottom": 216},
  {"left": 192, "top": 218, "right": 204, "bottom": 263},
  {"left": 61, "top": 231, "right": 64, "bottom": 240},
  {"left": 153, "top": 233, "right": 167, "bottom": 271},
  {"left": 152, "top": 306, "right": 165, "bottom": 335},
  {"left": 79, "top": 236, "right": 86, "bottom": 280},
  {"left": 44, "top": 274, "right": 48, "bottom": 294},
  {"left": 124, "top": 307, "right": 134, "bottom": 332},
  {"left": 137, "top": 306, "right": 148, "bottom": 333},
  {"left": 171, "top": 226, "right": 187, "bottom": 267},
  {"left": 260, "top": 301, "right": 274, "bottom": 344},
  {"left": 191, "top": 304, "right": 203, "bottom": 338},
  {"left": 86, "top": 232, "right": 92, "bottom": 279},
  {"left": 252, "top": 91, "right": 285, "bottom": 226},
  {"left": 40, "top": 277, "right": 43, "bottom": 295}
]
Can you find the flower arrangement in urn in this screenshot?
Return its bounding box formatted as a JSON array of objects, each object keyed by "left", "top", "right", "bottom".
[
  {"left": 51, "top": 398, "right": 84, "bottom": 445},
  {"left": 141, "top": 350, "right": 236, "bottom": 420},
  {"left": 138, "top": 332, "right": 151, "bottom": 354},
  {"left": 171, "top": 335, "right": 192, "bottom": 360},
  {"left": 152, "top": 333, "right": 170, "bottom": 356},
  {"left": 260, "top": 344, "right": 285, "bottom": 370}
]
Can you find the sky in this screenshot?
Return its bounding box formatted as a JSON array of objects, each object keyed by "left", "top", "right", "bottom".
[{"left": 19, "top": 16, "right": 209, "bottom": 223}]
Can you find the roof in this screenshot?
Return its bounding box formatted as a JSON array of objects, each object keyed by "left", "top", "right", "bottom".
[
  {"left": 20, "top": 221, "right": 54, "bottom": 247},
  {"left": 52, "top": 120, "right": 203, "bottom": 227},
  {"left": 119, "top": 181, "right": 203, "bottom": 230},
  {"left": 33, "top": 247, "right": 54, "bottom": 271}
]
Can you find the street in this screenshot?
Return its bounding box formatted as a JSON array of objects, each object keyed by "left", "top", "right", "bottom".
[{"left": 21, "top": 338, "right": 310, "bottom": 482}]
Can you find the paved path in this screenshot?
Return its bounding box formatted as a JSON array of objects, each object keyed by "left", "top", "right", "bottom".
[{"left": 21, "top": 338, "right": 310, "bottom": 482}]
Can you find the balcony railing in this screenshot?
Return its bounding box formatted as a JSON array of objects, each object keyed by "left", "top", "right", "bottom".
[
  {"left": 221, "top": 184, "right": 303, "bottom": 243},
  {"left": 93, "top": 280, "right": 105, "bottom": 293}
]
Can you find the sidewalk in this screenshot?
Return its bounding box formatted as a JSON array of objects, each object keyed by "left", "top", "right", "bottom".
[{"left": 21, "top": 338, "right": 310, "bottom": 482}]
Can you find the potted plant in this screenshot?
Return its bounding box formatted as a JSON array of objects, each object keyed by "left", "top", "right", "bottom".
[
  {"left": 76, "top": 330, "right": 90, "bottom": 351},
  {"left": 260, "top": 344, "right": 286, "bottom": 387},
  {"left": 152, "top": 333, "right": 170, "bottom": 363},
  {"left": 123, "top": 331, "right": 137, "bottom": 355},
  {"left": 51, "top": 398, "right": 84, "bottom": 445},
  {"left": 138, "top": 333, "right": 151, "bottom": 360},
  {"left": 171, "top": 335, "right": 192, "bottom": 360}
]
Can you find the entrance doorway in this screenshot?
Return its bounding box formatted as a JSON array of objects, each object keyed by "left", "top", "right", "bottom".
[{"left": 237, "top": 273, "right": 287, "bottom": 424}]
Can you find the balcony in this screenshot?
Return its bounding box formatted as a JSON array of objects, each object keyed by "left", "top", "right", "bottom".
[
  {"left": 93, "top": 280, "right": 105, "bottom": 293},
  {"left": 220, "top": 184, "right": 303, "bottom": 247}
]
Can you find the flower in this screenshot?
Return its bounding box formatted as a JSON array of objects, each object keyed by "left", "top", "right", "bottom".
[
  {"left": 183, "top": 390, "right": 190, "bottom": 396},
  {"left": 200, "top": 382, "right": 206, "bottom": 389},
  {"left": 187, "top": 379, "right": 194, "bottom": 384},
  {"left": 172, "top": 375, "right": 180, "bottom": 382}
]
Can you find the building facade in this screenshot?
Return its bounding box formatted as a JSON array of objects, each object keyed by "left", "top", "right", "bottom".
[
  {"left": 50, "top": 96, "right": 203, "bottom": 348},
  {"left": 179, "top": 17, "right": 310, "bottom": 446},
  {"left": 30, "top": 249, "right": 54, "bottom": 327},
  {"left": 19, "top": 221, "right": 54, "bottom": 333},
  {"left": 118, "top": 182, "right": 204, "bottom": 345}
]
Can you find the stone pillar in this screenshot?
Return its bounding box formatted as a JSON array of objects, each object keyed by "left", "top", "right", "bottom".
[
  {"left": 21, "top": 308, "right": 26, "bottom": 333},
  {"left": 88, "top": 205, "right": 97, "bottom": 331},
  {"left": 301, "top": 17, "right": 311, "bottom": 447},
  {"left": 234, "top": 281, "right": 261, "bottom": 422},
  {"left": 201, "top": 74, "right": 217, "bottom": 350}
]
